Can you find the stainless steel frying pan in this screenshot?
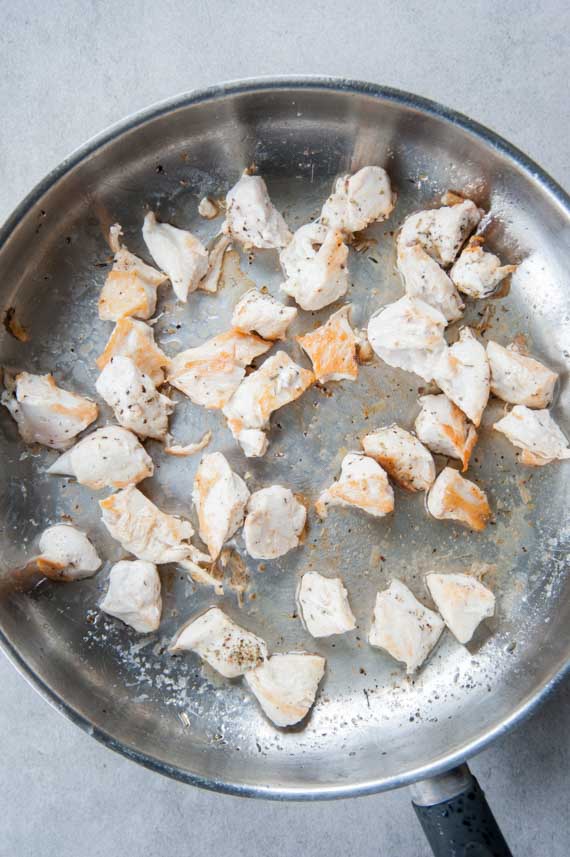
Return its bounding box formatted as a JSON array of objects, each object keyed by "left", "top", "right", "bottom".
[{"left": 1, "top": 78, "right": 569, "bottom": 856}]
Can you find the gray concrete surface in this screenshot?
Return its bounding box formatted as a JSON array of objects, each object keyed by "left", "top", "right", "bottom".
[{"left": 0, "top": 1, "right": 569, "bottom": 854}]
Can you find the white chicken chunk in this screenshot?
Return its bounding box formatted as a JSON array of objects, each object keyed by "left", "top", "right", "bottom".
[
  {"left": 368, "top": 579, "right": 444, "bottom": 674},
  {"left": 245, "top": 652, "right": 325, "bottom": 727},
  {"left": 236, "top": 429, "right": 269, "bottom": 458},
  {"left": 367, "top": 296, "right": 448, "bottom": 382},
  {"left": 243, "top": 486, "right": 306, "bottom": 559},
  {"left": 183, "top": 561, "right": 226, "bottom": 595},
  {"left": 297, "top": 572, "right": 356, "bottom": 637},
  {"left": 192, "top": 452, "right": 250, "bottom": 560},
  {"left": 47, "top": 426, "right": 153, "bottom": 490},
  {"left": 280, "top": 221, "right": 349, "bottom": 311},
  {"left": 297, "top": 305, "right": 358, "bottom": 383},
  {"left": 415, "top": 394, "right": 478, "bottom": 471},
  {"left": 398, "top": 199, "right": 482, "bottom": 267},
  {"left": 98, "top": 224, "right": 167, "bottom": 321},
  {"left": 426, "top": 572, "right": 495, "bottom": 644},
  {"left": 450, "top": 237, "right": 517, "bottom": 298},
  {"left": 493, "top": 406, "right": 570, "bottom": 466},
  {"left": 164, "top": 429, "right": 211, "bottom": 457},
  {"left": 36, "top": 525, "right": 102, "bottom": 581},
  {"left": 397, "top": 243, "right": 464, "bottom": 322},
  {"left": 427, "top": 467, "right": 491, "bottom": 531},
  {"left": 222, "top": 352, "right": 314, "bottom": 456},
  {"left": 320, "top": 166, "right": 395, "bottom": 234},
  {"left": 433, "top": 328, "right": 490, "bottom": 426},
  {"left": 223, "top": 172, "right": 291, "bottom": 249},
  {"left": 198, "top": 196, "right": 220, "bottom": 219},
  {"left": 168, "top": 329, "right": 272, "bottom": 409},
  {"left": 142, "top": 211, "right": 208, "bottom": 302},
  {"left": 95, "top": 356, "right": 174, "bottom": 441},
  {"left": 2, "top": 372, "right": 98, "bottom": 450},
  {"left": 170, "top": 607, "right": 267, "bottom": 678},
  {"left": 96, "top": 318, "right": 169, "bottom": 387},
  {"left": 354, "top": 327, "right": 374, "bottom": 363},
  {"left": 100, "top": 560, "right": 162, "bottom": 633},
  {"left": 199, "top": 232, "right": 232, "bottom": 294},
  {"left": 362, "top": 425, "right": 435, "bottom": 492},
  {"left": 231, "top": 289, "right": 297, "bottom": 340},
  {"left": 315, "top": 452, "right": 394, "bottom": 519},
  {"left": 99, "top": 486, "right": 194, "bottom": 563},
  {"left": 487, "top": 341, "right": 558, "bottom": 408}
]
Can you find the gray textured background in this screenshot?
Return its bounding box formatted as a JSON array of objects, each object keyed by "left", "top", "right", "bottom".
[{"left": 1, "top": 1, "right": 569, "bottom": 855}]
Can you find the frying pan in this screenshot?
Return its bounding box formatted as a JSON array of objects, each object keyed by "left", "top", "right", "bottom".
[{"left": 1, "top": 78, "right": 569, "bottom": 856}]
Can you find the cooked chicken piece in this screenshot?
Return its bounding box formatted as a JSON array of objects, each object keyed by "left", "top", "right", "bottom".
[
  {"left": 99, "top": 486, "right": 194, "bottom": 563},
  {"left": 36, "top": 525, "right": 102, "bottom": 581},
  {"left": 487, "top": 341, "right": 558, "bottom": 408},
  {"left": 398, "top": 199, "right": 482, "bottom": 267},
  {"left": 96, "top": 318, "right": 169, "bottom": 387},
  {"left": 100, "top": 559, "right": 162, "bottom": 633},
  {"left": 168, "top": 329, "right": 272, "bottom": 409},
  {"left": 142, "top": 211, "right": 208, "bottom": 302},
  {"left": 170, "top": 606, "right": 267, "bottom": 678},
  {"left": 245, "top": 652, "right": 325, "bottom": 727},
  {"left": 320, "top": 166, "right": 395, "bottom": 234},
  {"left": 426, "top": 572, "right": 495, "bottom": 644},
  {"left": 164, "top": 429, "right": 212, "bottom": 456},
  {"left": 2, "top": 372, "right": 98, "bottom": 450},
  {"left": 236, "top": 429, "right": 269, "bottom": 458},
  {"left": 427, "top": 467, "right": 491, "bottom": 531},
  {"left": 182, "top": 558, "right": 226, "bottom": 595},
  {"left": 415, "top": 394, "right": 478, "bottom": 471},
  {"left": 231, "top": 289, "right": 297, "bottom": 340},
  {"left": 280, "top": 221, "right": 349, "bottom": 311},
  {"left": 493, "top": 406, "right": 570, "bottom": 466},
  {"left": 107, "top": 222, "right": 122, "bottom": 252},
  {"left": 223, "top": 172, "right": 291, "bottom": 249},
  {"left": 368, "top": 579, "right": 444, "bottom": 673},
  {"left": 222, "top": 352, "right": 314, "bottom": 456},
  {"left": 98, "top": 224, "right": 167, "bottom": 321},
  {"left": 244, "top": 486, "right": 306, "bottom": 559},
  {"left": 192, "top": 452, "right": 250, "bottom": 560},
  {"left": 315, "top": 452, "right": 394, "bottom": 519},
  {"left": 297, "top": 572, "right": 356, "bottom": 637},
  {"left": 354, "top": 327, "right": 374, "bottom": 363},
  {"left": 96, "top": 356, "right": 173, "bottom": 441},
  {"left": 47, "top": 425, "right": 153, "bottom": 490},
  {"left": 433, "top": 328, "right": 490, "bottom": 426},
  {"left": 182, "top": 549, "right": 226, "bottom": 591},
  {"left": 198, "top": 196, "right": 220, "bottom": 219},
  {"left": 397, "top": 243, "right": 464, "bottom": 322},
  {"left": 199, "top": 233, "right": 232, "bottom": 293},
  {"left": 367, "top": 296, "right": 448, "bottom": 382},
  {"left": 362, "top": 425, "right": 435, "bottom": 492},
  {"left": 450, "top": 237, "right": 517, "bottom": 298},
  {"left": 297, "top": 306, "right": 358, "bottom": 383}
]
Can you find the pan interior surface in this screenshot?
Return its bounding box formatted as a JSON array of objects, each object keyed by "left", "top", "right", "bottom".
[{"left": 0, "top": 81, "right": 569, "bottom": 797}]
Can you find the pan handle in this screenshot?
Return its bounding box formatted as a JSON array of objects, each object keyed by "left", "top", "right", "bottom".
[{"left": 410, "top": 763, "right": 513, "bottom": 857}]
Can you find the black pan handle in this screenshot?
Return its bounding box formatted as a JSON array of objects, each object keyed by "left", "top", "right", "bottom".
[{"left": 410, "top": 764, "right": 513, "bottom": 857}]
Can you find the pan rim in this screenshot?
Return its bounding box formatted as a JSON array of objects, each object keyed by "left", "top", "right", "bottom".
[{"left": 1, "top": 75, "right": 569, "bottom": 800}]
